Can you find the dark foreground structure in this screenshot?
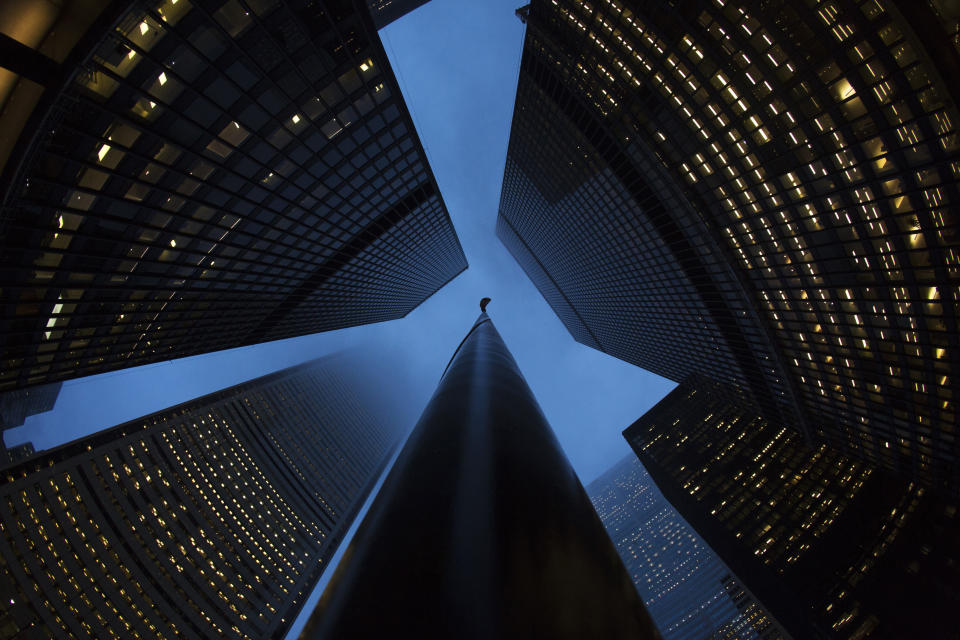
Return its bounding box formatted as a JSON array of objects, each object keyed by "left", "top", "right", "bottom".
[
  {"left": 365, "top": 0, "right": 431, "bottom": 29},
  {"left": 625, "top": 375, "right": 960, "bottom": 639},
  {"left": 0, "top": 0, "right": 466, "bottom": 393},
  {"left": 300, "top": 311, "right": 658, "bottom": 638},
  {"left": 0, "top": 356, "right": 399, "bottom": 639}
]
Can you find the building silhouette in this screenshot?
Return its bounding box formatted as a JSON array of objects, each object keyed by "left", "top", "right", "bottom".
[
  {"left": 0, "top": 382, "right": 61, "bottom": 429},
  {"left": 366, "top": 0, "right": 431, "bottom": 29},
  {"left": 625, "top": 374, "right": 960, "bottom": 638},
  {"left": 0, "top": 382, "right": 60, "bottom": 469},
  {"left": 0, "top": 0, "right": 466, "bottom": 393},
  {"left": 0, "top": 356, "right": 399, "bottom": 639},
  {"left": 498, "top": 0, "right": 960, "bottom": 490},
  {"left": 299, "top": 311, "right": 659, "bottom": 638},
  {"left": 588, "top": 455, "right": 785, "bottom": 640}
]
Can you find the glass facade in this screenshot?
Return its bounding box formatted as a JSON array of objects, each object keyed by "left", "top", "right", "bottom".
[
  {"left": 625, "top": 374, "right": 960, "bottom": 638},
  {"left": 588, "top": 455, "right": 784, "bottom": 640},
  {"left": 0, "top": 0, "right": 466, "bottom": 392},
  {"left": 0, "top": 357, "right": 398, "bottom": 639},
  {"left": 498, "top": 0, "right": 960, "bottom": 490}
]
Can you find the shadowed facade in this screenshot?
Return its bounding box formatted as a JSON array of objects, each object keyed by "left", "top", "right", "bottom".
[
  {"left": 498, "top": 0, "right": 960, "bottom": 493},
  {"left": 300, "top": 312, "right": 659, "bottom": 639}
]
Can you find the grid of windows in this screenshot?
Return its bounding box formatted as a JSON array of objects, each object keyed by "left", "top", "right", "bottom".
[
  {"left": 500, "top": 0, "right": 960, "bottom": 489},
  {"left": 0, "top": 0, "right": 466, "bottom": 392},
  {"left": 499, "top": 0, "right": 805, "bottom": 439},
  {"left": 588, "top": 455, "right": 784, "bottom": 640},
  {"left": 0, "top": 357, "right": 397, "bottom": 639},
  {"left": 717, "top": 574, "right": 781, "bottom": 640},
  {"left": 625, "top": 374, "right": 960, "bottom": 638}
]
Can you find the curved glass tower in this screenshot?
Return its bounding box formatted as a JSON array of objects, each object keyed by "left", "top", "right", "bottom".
[
  {"left": 300, "top": 312, "right": 659, "bottom": 639},
  {"left": 0, "top": 356, "right": 398, "bottom": 639}
]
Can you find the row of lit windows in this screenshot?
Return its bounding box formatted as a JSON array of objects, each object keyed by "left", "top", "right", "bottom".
[
  {"left": 0, "top": 359, "right": 390, "bottom": 638},
  {"left": 628, "top": 377, "right": 943, "bottom": 634},
  {"left": 1, "top": 0, "right": 465, "bottom": 390},
  {"left": 548, "top": 0, "right": 958, "bottom": 482}
]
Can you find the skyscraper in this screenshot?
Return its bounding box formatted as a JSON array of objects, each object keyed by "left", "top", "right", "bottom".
[
  {"left": 0, "top": 0, "right": 466, "bottom": 393},
  {"left": 625, "top": 374, "right": 960, "bottom": 639},
  {"left": 0, "top": 382, "right": 61, "bottom": 429},
  {"left": 498, "top": 0, "right": 960, "bottom": 490},
  {"left": 365, "top": 0, "right": 431, "bottom": 29},
  {"left": 588, "top": 455, "right": 785, "bottom": 640},
  {"left": 717, "top": 574, "right": 781, "bottom": 640},
  {"left": 0, "top": 355, "right": 399, "bottom": 639},
  {"left": 299, "top": 310, "right": 659, "bottom": 638}
]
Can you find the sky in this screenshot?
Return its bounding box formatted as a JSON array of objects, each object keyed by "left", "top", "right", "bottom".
[{"left": 5, "top": 0, "right": 675, "bottom": 486}]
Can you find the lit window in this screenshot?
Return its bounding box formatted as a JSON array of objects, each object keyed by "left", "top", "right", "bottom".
[{"left": 217, "top": 121, "right": 249, "bottom": 147}]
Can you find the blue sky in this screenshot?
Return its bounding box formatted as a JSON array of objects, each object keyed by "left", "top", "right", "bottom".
[{"left": 5, "top": 0, "right": 674, "bottom": 486}]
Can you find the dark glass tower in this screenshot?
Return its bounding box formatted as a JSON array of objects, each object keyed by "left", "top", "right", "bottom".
[
  {"left": 299, "top": 311, "right": 659, "bottom": 638},
  {"left": 365, "top": 0, "right": 431, "bottom": 29},
  {"left": 588, "top": 455, "right": 785, "bottom": 640},
  {"left": 0, "top": 382, "right": 61, "bottom": 429},
  {"left": 0, "top": 356, "right": 399, "bottom": 639},
  {"left": 498, "top": 0, "right": 960, "bottom": 490},
  {"left": 0, "top": 0, "right": 466, "bottom": 392},
  {"left": 625, "top": 374, "right": 960, "bottom": 639}
]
